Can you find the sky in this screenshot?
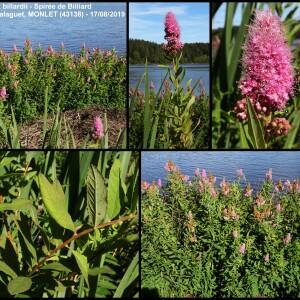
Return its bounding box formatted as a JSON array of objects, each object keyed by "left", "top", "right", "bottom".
[
  {"left": 213, "top": 2, "right": 300, "bottom": 29},
  {"left": 129, "top": 2, "right": 209, "bottom": 43}
]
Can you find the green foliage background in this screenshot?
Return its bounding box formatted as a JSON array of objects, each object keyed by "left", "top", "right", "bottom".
[{"left": 0, "top": 151, "right": 139, "bottom": 298}]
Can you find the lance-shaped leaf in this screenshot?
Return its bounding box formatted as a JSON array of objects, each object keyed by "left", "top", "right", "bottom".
[
  {"left": 87, "top": 165, "right": 107, "bottom": 226},
  {"left": 73, "top": 250, "right": 89, "bottom": 288},
  {"left": 38, "top": 173, "right": 75, "bottom": 232},
  {"left": 0, "top": 199, "right": 33, "bottom": 212},
  {"left": 246, "top": 98, "right": 266, "bottom": 149},
  {"left": 107, "top": 159, "right": 121, "bottom": 220},
  {"left": 0, "top": 261, "right": 17, "bottom": 278}
]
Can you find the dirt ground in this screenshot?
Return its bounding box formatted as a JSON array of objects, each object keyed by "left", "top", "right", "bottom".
[{"left": 19, "top": 105, "right": 126, "bottom": 148}]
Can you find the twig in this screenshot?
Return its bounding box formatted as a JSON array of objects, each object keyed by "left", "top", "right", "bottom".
[{"left": 29, "top": 213, "right": 137, "bottom": 276}]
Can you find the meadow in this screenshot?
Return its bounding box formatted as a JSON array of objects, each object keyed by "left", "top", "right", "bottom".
[
  {"left": 142, "top": 161, "right": 300, "bottom": 297},
  {"left": 0, "top": 41, "right": 126, "bottom": 148},
  {"left": 0, "top": 151, "right": 139, "bottom": 297}
]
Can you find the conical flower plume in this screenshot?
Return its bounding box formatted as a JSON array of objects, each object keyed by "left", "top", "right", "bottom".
[
  {"left": 163, "top": 12, "right": 183, "bottom": 55},
  {"left": 238, "top": 10, "right": 294, "bottom": 112}
]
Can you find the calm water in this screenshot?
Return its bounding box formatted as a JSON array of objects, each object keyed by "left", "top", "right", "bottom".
[
  {"left": 0, "top": 3, "right": 126, "bottom": 55},
  {"left": 142, "top": 152, "right": 300, "bottom": 190},
  {"left": 129, "top": 64, "right": 209, "bottom": 95}
]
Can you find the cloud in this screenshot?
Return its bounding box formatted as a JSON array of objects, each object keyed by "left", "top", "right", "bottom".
[
  {"left": 130, "top": 3, "right": 209, "bottom": 43},
  {"left": 130, "top": 3, "right": 188, "bottom": 17}
]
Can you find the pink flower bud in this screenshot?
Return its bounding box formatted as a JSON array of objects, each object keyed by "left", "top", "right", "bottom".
[
  {"left": 264, "top": 253, "right": 270, "bottom": 262},
  {"left": 92, "top": 116, "right": 104, "bottom": 140},
  {"left": 239, "top": 243, "right": 246, "bottom": 254},
  {"left": 157, "top": 178, "right": 162, "bottom": 188}
]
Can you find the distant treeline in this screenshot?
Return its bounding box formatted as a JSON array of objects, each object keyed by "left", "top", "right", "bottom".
[{"left": 129, "top": 39, "right": 209, "bottom": 64}]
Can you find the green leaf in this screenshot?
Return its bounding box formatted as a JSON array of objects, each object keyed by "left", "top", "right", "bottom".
[
  {"left": 87, "top": 165, "right": 107, "bottom": 226},
  {"left": 246, "top": 99, "right": 266, "bottom": 149},
  {"left": 0, "top": 261, "right": 18, "bottom": 278},
  {"left": 72, "top": 250, "right": 89, "bottom": 288},
  {"left": 7, "top": 277, "right": 32, "bottom": 295},
  {"left": 113, "top": 253, "right": 139, "bottom": 298},
  {"left": 239, "top": 123, "right": 250, "bottom": 148},
  {"left": 41, "top": 262, "right": 72, "bottom": 273},
  {"left": 0, "top": 199, "right": 33, "bottom": 212},
  {"left": 107, "top": 159, "right": 121, "bottom": 219},
  {"left": 285, "top": 109, "right": 300, "bottom": 148},
  {"left": 38, "top": 173, "right": 75, "bottom": 232}
]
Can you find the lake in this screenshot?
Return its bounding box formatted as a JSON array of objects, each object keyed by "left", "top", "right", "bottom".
[
  {"left": 129, "top": 64, "right": 209, "bottom": 95},
  {"left": 0, "top": 2, "right": 126, "bottom": 55},
  {"left": 141, "top": 151, "right": 300, "bottom": 190}
]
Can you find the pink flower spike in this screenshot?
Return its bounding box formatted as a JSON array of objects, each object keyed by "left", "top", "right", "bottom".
[
  {"left": 283, "top": 233, "right": 291, "bottom": 245},
  {"left": 264, "top": 253, "right": 270, "bottom": 262},
  {"left": 266, "top": 168, "right": 272, "bottom": 181},
  {"left": 141, "top": 181, "right": 150, "bottom": 191},
  {"left": 0, "top": 87, "right": 7, "bottom": 99},
  {"left": 92, "top": 116, "right": 104, "bottom": 140},
  {"left": 238, "top": 10, "right": 294, "bottom": 113},
  {"left": 239, "top": 243, "right": 246, "bottom": 254},
  {"left": 201, "top": 169, "right": 207, "bottom": 178},
  {"left": 162, "top": 11, "right": 184, "bottom": 56},
  {"left": 157, "top": 178, "right": 162, "bottom": 188}
]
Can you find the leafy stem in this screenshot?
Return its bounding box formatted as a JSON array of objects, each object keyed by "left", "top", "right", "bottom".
[{"left": 29, "top": 213, "right": 137, "bottom": 276}]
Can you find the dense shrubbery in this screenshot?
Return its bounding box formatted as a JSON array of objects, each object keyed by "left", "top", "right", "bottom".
[
  {"left": 0, "top": 151, "right": 138, "bottom": 297},
  {"left": 0, "top": 41, "right": 126, "bottom": 123},
  {"left": 142, "top": 161, "right": 300, "bottom": 297}
]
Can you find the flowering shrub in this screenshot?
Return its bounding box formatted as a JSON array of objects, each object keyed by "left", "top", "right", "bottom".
[
  {"left": 142, "top": 161, "right": 300, "bottom": 297},
  {"left": 0, "top": 41, "right": 126, "bottom": 123},
  {"left": 0, "top": 151, "right": 139, "bottom": 297},
  {"left": 129, "top": 11, "right": 209, "bottom": 149}
]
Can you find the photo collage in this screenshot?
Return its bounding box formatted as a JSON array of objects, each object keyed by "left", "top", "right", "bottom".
[{"left": 0, "top": 1, "right": 300, "bottom": 298}]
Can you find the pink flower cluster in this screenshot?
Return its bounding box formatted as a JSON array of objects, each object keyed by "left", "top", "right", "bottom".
[
  {"left": 265, "top": 168, "right": 272, "bottom": 181},
  {"left": 220, "top": 177, "right": 231, "bottom": 196},
  {"left": 162, "top": 12, "right": 184, "bottom": 56},
  {"left": 223, "top": 207, "right": 240, "bottom": 221},
  {"left": 244, "top": 183, "right": 253, "bottom": 197},
  {"left": 238, "top": 10, "right": 294, "bottom": 113},
  {"left": 198, "top": 169, "right": 217, "bottom": 197},
  {"left": 92, "top": 116, "right": 104, "bottom": 140},
  {"left": 0, "top": 87, "right": 7, "bottom": 100},
  {"left": 164, "top": 160, "right": 179, "bottom": 173}
]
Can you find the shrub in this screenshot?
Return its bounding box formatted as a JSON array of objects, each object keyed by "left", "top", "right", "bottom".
[
  {"left": 142, "top": 162, "right": 300, "bottom": 297},
  {"left": 0, "top": 41, "right": 126, "bottom": 123}
]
